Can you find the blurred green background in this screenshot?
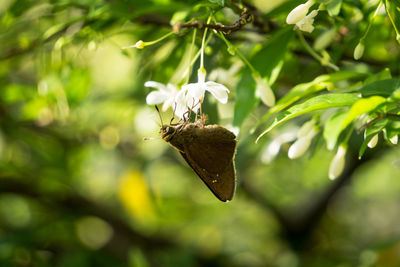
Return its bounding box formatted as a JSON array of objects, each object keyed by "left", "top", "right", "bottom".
[{"left": 1, "top": 0, "right": 400, "bottom": 266}]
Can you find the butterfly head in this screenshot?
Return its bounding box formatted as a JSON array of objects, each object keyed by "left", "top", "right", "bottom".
[{"left": 160, "top": 125, "right": 177, "bottom": 142}]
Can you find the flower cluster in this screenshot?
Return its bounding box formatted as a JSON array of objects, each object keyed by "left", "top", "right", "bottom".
[
  {"left": 286, "top": 0, "right": 319, "bottom": 33},
  {"left": 145, "top": 68, "right": 230, "bottom": 120}
]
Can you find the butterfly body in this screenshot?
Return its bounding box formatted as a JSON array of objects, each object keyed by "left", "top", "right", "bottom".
[{"left": 160, "top": 120, "right": 237, "bottom": 202}]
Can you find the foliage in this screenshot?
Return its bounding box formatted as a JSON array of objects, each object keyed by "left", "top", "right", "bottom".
[{"left": 1, "top": 0, "right": 400, "bottom": 266}]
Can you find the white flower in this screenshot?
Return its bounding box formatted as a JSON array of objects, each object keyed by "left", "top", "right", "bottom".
[
  {"left": 295, "top": 9, "right": 318, "bottom": 33},
  {"left": 329, "top": 145, "right": 347, "bottom": 180},
  {"left": 288, "top": 120, "right": 318, "bottom": 159},
  {"left": 182, "top": 68, "right": 230, "bottom": 106},
  {"left": 255, "top": 76, "right": 275, "bottom": 107},
  {"left": 286, "top": 0, "right": 315, "bottom": 25},
  {"left": 145, "top": 81, "right": 179, "bottom": 111}
]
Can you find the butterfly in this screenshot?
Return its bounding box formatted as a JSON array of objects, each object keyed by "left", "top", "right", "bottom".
[{"left": 159, "top": 117, "right": 237, "bottom": 202}]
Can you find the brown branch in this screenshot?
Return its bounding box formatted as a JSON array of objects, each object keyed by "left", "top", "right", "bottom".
[{"left": 173, "top": 8, "right": 254, "bottom": 34}]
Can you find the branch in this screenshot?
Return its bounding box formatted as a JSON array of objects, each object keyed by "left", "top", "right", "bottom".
[{"left": 174, "top": 8, "right": 254, "bottom": 34}]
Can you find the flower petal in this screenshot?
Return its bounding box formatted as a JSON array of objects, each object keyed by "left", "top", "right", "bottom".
[
  {"left": 166, "top": 83, "right": 178, "bottom": 94},
  {"left": 144, "top": 81, "right": 168, "bottom": 92},
  {"left": 146, "top": 91, "right": 168, "bottom": 105},
  {"left": 183, "top": 83, "right": 205, "bottom": 106},
  {"left": 173, "top": 89, "right": 189, "bottom": 119},
  {"left": 204, "top": 82, "right": 230, "bottom": 104}
]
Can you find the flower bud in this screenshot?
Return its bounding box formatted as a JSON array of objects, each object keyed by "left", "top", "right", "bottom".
[
  {"left": 297, "top": 119, "right": 316, "bottom": 138},
  {"left": 353, "top": 42, "right": 364, "bottom": 60},
  {"left": 367, "top": 133, "right": 378, "bottom": 148},
  {"left": 286, "top": 0, "right": 315, "bottom": 25},
  {"left": 135, "top": 40, "right": 145, "bottom": 49},
  {"left": 390, "top": 135, "right": 398, "bottom": 145},
  {"left": 288, "top": 136, "right": 311, "bottom": 159},
  {"left": 255, "top": 76, "right": 275, "bottom": 107},
  {"left": 329, "top": 145, "right": 346, "bottom": 180}
]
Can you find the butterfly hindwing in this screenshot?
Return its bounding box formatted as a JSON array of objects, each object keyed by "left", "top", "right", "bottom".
[
  {"left": 179, "top": 124, "right": 237, "bottom": 201},
  {"left": 179, "top": 152, "right": 236, "bottom": 202}
]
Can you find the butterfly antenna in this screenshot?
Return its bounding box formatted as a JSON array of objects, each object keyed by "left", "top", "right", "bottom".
[
  {"left": 170, "top": 103, "right": 178, "bottom": 125},
  {"left": 155, "top": 105, "right": 164, "bottom": 126}
]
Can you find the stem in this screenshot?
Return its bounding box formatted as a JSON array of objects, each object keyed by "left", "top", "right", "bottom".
[
  {"left": 121, "top": 31, "right": 174, "bottom": 49},
  {"left": 297, "top": 32, "right": 339, "bottom": 71},
  {"left": 186, "top": 29, "right": 197, "bottom": 84},
  {"left": 200, "top": 16, "right": 212, "bottom": 69},
  {"left": 362, "top": 0, "right": 383, "bottom": 41},
  {"left": 144, "top": 31, "right": 175, "bottom": 45},
  {"left": 215, "top": 31, "right": 257, "bottom": 74}
]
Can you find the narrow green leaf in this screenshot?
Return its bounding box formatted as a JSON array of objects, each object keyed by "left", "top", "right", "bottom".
[
  {"left": 340, "top": 96, "right": 386, "bottom": 132},
  {"left": 252, "top": 27, "right": 294, "bottom": 85},
  {"left": 256, "top": 93, "right": 359, "bottom": 142},
  {"left": 327, "top": 0, "right": 342, "bottom": 16},
  {"left": 360, "top": 79, "right": 400, "bottom": 97},
  {"left": 323, "top": 110, "right": 349, "bottom": 150},
  {"left": 233, "top": 69, "right": 258, "bottom": 127}
]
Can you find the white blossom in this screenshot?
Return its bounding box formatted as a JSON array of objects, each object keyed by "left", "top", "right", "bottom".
[
  {"left": 182, "top": 68, "right": 230, "bottom": 106},
  {"left": 145, "top": 81, "right": 179, "bottom": 111},
  {"left": 329, "top": 145, "right": 347, "bottom": 180},
  {"left": 286, "top": 0, "right": 315, "bottom": 25},
  {"left": 295, "top": 10, "right": 318, "bottom": 33},
  {"left": 255, "top": 76, "right": 275, "bottom": 107}
]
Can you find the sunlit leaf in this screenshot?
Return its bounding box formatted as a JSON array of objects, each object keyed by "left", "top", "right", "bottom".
[
  {"left": 340, "top": 96, "right": 386, "bottom": 131},
  {"left": 257, "top": 93, "right": 359, "bottom": 142},
  {"left": 323, "top": 109, "right": 348, "bottom": 150},
  {"left": 256, "top": 71, "right": 365, "bottom": 128}
]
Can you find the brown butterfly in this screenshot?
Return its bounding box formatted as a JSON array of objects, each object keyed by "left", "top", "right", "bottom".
[{"left": 160, "top": 116, "right": 237, "bottom": 202}]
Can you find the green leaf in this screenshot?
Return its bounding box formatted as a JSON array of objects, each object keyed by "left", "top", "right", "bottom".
[
  {"left": 257, "top": 71, "right": 365, "bottom": 126},
  {"left": 363, "top": 68, "right": 392, "bottom": 85},
  {"left": 256, "top": 93, "right": 360, "bottom": 142},
  {"left": 233, "top": 69, "right": 258, "bottom": 127},
  {"left": 327, "top": 0, "right": 342, "bottom": 16},
  {"left": 340, "top": 96, "right": 386, "bottom": 132},
  {"left": 360, "top": 79, "right": 400, "bottom": 97},
  {"left": 323, "top": 110, "right": 348, "bottom": 150},
  {"left": 252, "top": 27, "right": 294, "bottom": 85},
  {"left": 208, "top": 0, "right": 224, "bottom": 7},
  {"left": 385, "top": 0, "right": 400, "bottom": 43}
]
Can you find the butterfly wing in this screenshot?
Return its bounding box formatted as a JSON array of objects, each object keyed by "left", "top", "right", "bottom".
[
  {"left": 180, "top": 124, "right": 237, "bottom": 202},
  {"left": 179, "top": 152, "right": 236, "bottom": 202}
]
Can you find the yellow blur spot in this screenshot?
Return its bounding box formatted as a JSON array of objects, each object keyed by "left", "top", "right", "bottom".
[{"left": 118, "top": 171, "right": 155, "bottom": 222}]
